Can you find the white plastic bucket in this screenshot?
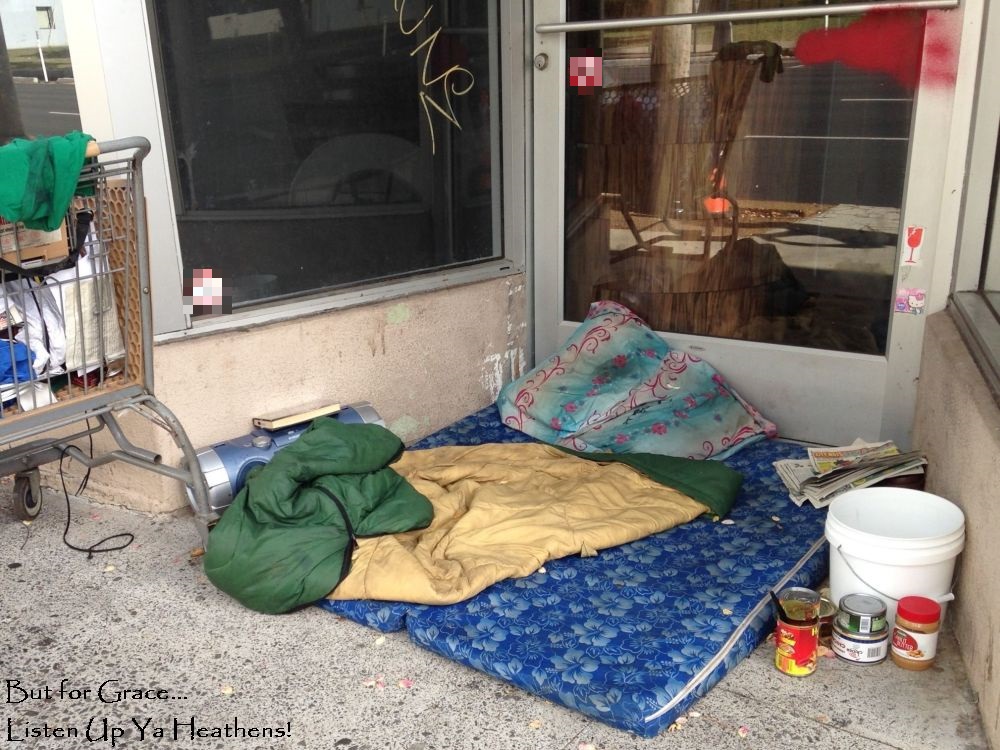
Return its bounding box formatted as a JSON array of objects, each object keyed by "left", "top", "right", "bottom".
[{"left": 825, "top": 487, "right": 965, "bottom": 624}]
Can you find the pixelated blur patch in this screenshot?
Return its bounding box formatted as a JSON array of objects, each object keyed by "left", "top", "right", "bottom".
[
  {"left": 183, "top": 268, "right": 232, "bottom": 316},
  {"left": 568, "top": 53, "right": 602, "bottom": 95}
]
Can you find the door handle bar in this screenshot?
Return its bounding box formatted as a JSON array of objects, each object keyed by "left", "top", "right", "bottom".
[{"left": 535, "top": 0, "right": 959, "bottom": 35}]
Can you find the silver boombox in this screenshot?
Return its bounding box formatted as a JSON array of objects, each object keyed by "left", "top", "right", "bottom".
[{"left": 184, "top": 401, "right": 383, "bottom": 517}]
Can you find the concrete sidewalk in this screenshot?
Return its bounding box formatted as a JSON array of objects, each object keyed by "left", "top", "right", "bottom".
[{"left": 0, "top": 490, "right": 990, "bottom": 750}]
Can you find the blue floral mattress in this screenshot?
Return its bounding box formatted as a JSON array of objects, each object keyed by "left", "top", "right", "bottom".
[{"left": 319, "top": 405, "right": 828, "bottom": 737}]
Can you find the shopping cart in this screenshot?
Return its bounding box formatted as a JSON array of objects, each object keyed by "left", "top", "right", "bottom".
[{"left": 0, "top": 137, "right": 210, "bottom": 535}]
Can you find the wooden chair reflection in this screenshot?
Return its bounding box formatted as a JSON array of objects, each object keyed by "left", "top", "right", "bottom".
[
  {"left": 586, "top": 42, "right": 809, "bottom": 337},
  {"left": 604, "top": 41, "right": 784, "bottom": 265}
]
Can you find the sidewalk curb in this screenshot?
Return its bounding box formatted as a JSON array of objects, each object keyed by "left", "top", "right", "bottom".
[{"left": 12, "top": 76, "right": 39, "bottom": 83}]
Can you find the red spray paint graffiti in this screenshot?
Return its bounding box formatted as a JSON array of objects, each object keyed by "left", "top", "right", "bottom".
[
  {"left": 794, "top": 9, "right": 957, "bottom": 90},
  {"left": 921, "top": 11, "right": 959, "bottom": 88}
]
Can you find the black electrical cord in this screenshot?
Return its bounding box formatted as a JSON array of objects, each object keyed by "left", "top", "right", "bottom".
[
  {"left": 76, "top": 421, "right": 94, "bottom": 495},
  {"left": 57, "top": 439, "right": 134, "bottom": 559}
]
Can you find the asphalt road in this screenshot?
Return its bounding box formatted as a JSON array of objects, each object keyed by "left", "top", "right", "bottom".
[{"left": 13, "top": 81, "right": 82, "bottom": 137}]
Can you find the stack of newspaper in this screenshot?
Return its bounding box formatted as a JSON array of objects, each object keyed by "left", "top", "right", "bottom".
[{"left": 774, "top": 440, "right": 927, "bottom": 509}]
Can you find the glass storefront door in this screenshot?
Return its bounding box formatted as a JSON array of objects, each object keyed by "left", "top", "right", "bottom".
[{"left": 532, "top": 0, "right": 962, "bottom": 444}]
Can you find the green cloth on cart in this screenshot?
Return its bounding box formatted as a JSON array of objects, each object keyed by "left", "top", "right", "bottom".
[{"left": 0, "top": 131, "right": 93, "bottom": 231}]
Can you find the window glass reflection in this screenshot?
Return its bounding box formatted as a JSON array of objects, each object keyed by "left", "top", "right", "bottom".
[
  {"left": 563, "top": 2, "right": 920, "bottom": 355},
  {"left": 152, "top": 0, "right": 499, "bottom": 307}
]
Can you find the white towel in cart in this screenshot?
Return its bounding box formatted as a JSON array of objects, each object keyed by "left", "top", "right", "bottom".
[{"left": 46, "top": 248, "right": 125, "bottom": 373}]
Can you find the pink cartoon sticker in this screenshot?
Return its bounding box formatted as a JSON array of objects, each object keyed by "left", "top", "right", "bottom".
[{"left": 895, "top": 288, "right": 927, "bottom": 315}]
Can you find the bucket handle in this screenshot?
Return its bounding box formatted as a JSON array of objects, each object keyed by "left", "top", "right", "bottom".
[{"left": 834, "top": 544, "right": 956, "bottom": 606}]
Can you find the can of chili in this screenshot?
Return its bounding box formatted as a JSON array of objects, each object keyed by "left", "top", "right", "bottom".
[
  {"left": 774, "top": 618, "right": 819, "bottom": 676},
  {"left": 773, "top": 586, "right": 820, "bottom": 676}
]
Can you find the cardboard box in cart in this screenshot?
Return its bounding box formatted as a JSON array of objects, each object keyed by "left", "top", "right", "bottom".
[{"left": 0, "top": 217, "right": 69, "bottom": 269}]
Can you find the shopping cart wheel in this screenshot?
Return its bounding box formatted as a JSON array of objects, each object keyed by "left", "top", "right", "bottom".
[{"left": 12, "top": 472, "right": 42, "bottom": 521}]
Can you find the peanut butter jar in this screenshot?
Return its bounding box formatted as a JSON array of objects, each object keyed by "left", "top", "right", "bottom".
[{"left": 891, "top": 596, "right": 941, "bottom": 671}]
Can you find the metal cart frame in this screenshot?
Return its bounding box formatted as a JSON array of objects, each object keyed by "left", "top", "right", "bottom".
[{"left": 0, "top": 137, "right": 210, "bottom": 538}]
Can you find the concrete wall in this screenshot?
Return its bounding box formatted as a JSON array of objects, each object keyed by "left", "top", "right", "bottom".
[
  {"left": 912, "top": 310, "right": 1000, "bottom": 748},
  {"left": 48, "top": 275, "right": 527, "bottom": 514}
]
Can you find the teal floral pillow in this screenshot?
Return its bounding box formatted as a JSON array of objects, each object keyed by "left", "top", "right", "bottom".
[{"left": 497, "top": 301, "right": 776, "bottom": 460}]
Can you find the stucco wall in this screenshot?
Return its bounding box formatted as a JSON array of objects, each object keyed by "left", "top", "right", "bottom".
[
  {"left": 47, "top": 275, "right": 527, "bottom": 514},
  {"left": 912, "top": 310, "right": 1000, "bottom": 747}
]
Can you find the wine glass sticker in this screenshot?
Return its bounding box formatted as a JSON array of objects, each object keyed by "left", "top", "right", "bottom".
[{"left": 902, "top": 225, "right": 924, "bottom": 267}]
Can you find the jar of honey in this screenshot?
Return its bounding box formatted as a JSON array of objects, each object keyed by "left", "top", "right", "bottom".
[{"left": 891, "top": 596, "right": 941, "bottom": 671}]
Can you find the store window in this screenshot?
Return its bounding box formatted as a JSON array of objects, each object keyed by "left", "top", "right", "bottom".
[
  {"left": 560, "top": 1, "right": 922, "bottom": 356},
  {"left": 150, "top": 0, "right": 501, "bottom": 310},
  {"left": 950, "top": 2, "right": 1000, "bottom": 400},
  {"left": 952, "top": 142, "right": 1000, "bottom": 397}
]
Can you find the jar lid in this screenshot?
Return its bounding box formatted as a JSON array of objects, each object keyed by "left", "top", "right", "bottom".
[
  {"left": 778, "top": 586, "right": 819, "bottom": 604},
  {"left": 896, "top": 596, "right": 941, "bottom": 624}
]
